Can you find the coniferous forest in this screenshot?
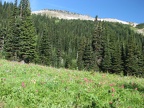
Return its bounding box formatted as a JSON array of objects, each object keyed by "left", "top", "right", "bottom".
[{"left": 0, "top": 1, "right": 144, "bottom": 77}]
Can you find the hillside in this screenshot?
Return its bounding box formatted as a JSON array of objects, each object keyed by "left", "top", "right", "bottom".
[
  {"left": 32, "top": 9, "right": 144, "bottom": 35},
  {"left": 32, "top": 9, "right": 137, "bottom": 27},
  {"left": 0, "top": 59, "right": 144, "bottom": 107},
  {"left": 1, "top": 2, "right": 144, "bottom": 78},
  {"left": 136, "top": 23, "right": 144, "bottom": 35}
]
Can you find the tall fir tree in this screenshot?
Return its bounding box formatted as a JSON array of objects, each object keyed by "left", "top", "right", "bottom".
[
  {"left": 83, "top": 41, "right": 93, "bottom": 71},
  {"left": 92, "top": 16, "right": 103, "bottom": 71},
  {"left": 38, "top": 26, "right": 52, "bottom": 65},
  {"left": 101, "top": 32, "right": 111, "bottom": 72},
  {"left": 11, "top": 0, "right": 20, "bottom": 61},
  {"left": 4, "top": 0, "right": 20, "bottom": 61},
  {"left": 77, "top": 37, "right": 86, "bottom": 70},
  {"left": 125, "top": 38, "right": 138, "bottom": 76},
  {"left": 111, "top": 43, "right": 123, "bottom": 74},
  {"left": 19, "top": 0, "right": 36, "bottom": 63}
]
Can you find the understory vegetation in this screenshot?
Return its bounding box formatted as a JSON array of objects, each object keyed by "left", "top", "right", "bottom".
[{"left": 0, "top": 59, "right": 144, "bottom": 108}]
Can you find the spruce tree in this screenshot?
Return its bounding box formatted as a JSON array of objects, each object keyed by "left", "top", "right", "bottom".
[
  {"left": 92, "top": 16, "right": 103, "bottom": 71},
  {"left": 83, "top": 41, "right": 93, "bottom": 71},
  {"left": 111, "top": 43, "right": 123, "bottom": 74},
  {"left": 11, "top": 0, "right": 20, "bottom": 61},
  {"left": 19, "top": 0, "right": 36, "bottom": 63},
  {"left": 125, "top": 38, "right": 138, "bottom": 76},
  {"left": 0, "top": 28, "right": 5, "bottom": 56},
  {"left": 38, "top": 27, "right": 52, "bottom": 65},
  {"left": 4, "top": 0, "right": 20, "bottom": 61},
  {"left": 101, "top": 33, "right": 111, "bottom": 72},
  {"left": 77, "top": 38, "right": 86, "bottom": 70}
]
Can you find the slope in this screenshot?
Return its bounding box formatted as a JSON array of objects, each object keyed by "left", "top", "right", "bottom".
[
  {"left": 0, "top": 59, "right": 144, "bottom": 107},
  {"left": 32, "top": 9, "right": 137, "bottom": 27}
]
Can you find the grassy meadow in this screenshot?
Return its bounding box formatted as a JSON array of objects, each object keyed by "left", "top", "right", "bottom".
[{"left": 0, "top": 59, "right": 144, "bottom": 108}]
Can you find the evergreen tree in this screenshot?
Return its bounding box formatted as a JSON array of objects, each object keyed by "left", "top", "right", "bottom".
[
  {"left": 125, "top": 38, "right": 138, "bottom": 76},
  {"left": 11, "top": 0, "right": 20, "bottom": 61},
  {"left": 111, "top": 43, "right": 123, "bottom": 74},
  {"left": 83, "top": 41, "right": 93, "bottom": 71},
  {"left": 92, "top": 16, "right": 103, "bottom": 71},
  {"left": 0, "top": 28, "right": 5, "bottom": 52},
  {"left": 121, "top": 44, "right": 126, "bottom": 75},
  {"left": 77, "top": 38, "right": 86, "bottom": 70},
  {"left": 101, "top": 33, "right": 111, "bottom": 72},
  {"left": 19, "top": 0, "right": 36, "bottom": 63},
  {"left": 38, "top": 27, "right": 52, "bottom": 65}
]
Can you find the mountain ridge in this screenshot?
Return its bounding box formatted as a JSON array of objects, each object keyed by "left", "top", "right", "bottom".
[{"left": 32, "top": 9, "right": 138, "bottom": 27}]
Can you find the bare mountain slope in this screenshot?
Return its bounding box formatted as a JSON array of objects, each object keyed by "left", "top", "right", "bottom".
[{"left": 32, "top": 9, "right": 137, "bottom": 27}]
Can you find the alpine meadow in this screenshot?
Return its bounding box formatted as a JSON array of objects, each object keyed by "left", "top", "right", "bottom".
[{"left": 0, "top": 0, "right": 144, "bottom": 108}]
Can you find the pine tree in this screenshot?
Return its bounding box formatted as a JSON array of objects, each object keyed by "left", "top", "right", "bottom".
[
  {"left": 11, "top": 0, "right": 20, "bottom": 61},
  {"left": 125, "top": 38, "right": 138, "bottom": 76},
  {"left": 56, "top": 37, "right": 62, "bottom": 68},
  {"left": 111, "top": 43, "right": 123, "bottom": 74},
  {"left": 3, "top": 0, "right": 20, "bottom": 61},
  {"left": 92, "top": 16, "right": 103, "bottom": 71},
  {"left": 38, "top": 27, "right": 52, "bottom": 65},
  {"left": 134, "top": 43, "right": 143, "bottom": 77},
  {"left": 101, "top": 33, "right": 111, "bottom": 72},
  {"left": 121, "top": 44, "right": 127, "bottom": 75},
  {"left": 0, "top": 28, "right": 5, "bottom": 53},
  {"left": 19, "top": 0, "right": 36, "bottom": 63},
  {"left": 77, "top": 38, "right": 86, "bottom": 70},
  {"left": 83, "top": 41, "right": 93, "bottom": 71}
]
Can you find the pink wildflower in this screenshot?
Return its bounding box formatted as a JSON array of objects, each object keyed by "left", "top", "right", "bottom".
[
  {"left": 84, "top": 78, "right": 88, "bottom": 83},
  {"left": 21, "top": 82, "right": 26, "bottom": 88},
  {"left": 110, "top": 83, "right": 114, "bottom": 87},
  {"left": 112, "top": 94, "right": 114, "bottom": 97},
  {"left": 109, "top": 102, "right": 113, "bottom": 104},
  {"left": 111, "top": 87, "right": 115, "bottom": 92},
  {"left": 121, "top": 85, "right": 124, "bottom": 89}
]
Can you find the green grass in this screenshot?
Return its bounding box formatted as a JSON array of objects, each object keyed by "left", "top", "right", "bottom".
[{"left": 0, "top": 59, "right": 144, "bottom": 108}]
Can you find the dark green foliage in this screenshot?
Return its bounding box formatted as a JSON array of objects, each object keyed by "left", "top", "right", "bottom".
[
  {"left": 111, "top": 43, "right": 123, "bottom": 74},
  {"left": 125, "top": 39, "right": 138, "bottom": 76},
  {"left": 83, "top": 41, "right": 93, "bottom": 71},
  {"left": 18, "top": 0, "right": 36, "bottom": 63},
  {"left": 101, "top": 34, "right": 111, "bottom": 72},
  {"left": 38, "top": 27, "right": 52, "bottom": 65},
  {"left": 136, "top": 23, "right": 144, "bottom": 29},
  {"left": 92, "top": 16, "right": 103, "bottom": 71},
  {"left": 77, "top": 38, "right": 86, "bottom": 70}
]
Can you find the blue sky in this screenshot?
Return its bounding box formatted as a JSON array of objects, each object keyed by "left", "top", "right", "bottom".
[{"left": 3, "top": 0, "right": 144, "bottom": 23}]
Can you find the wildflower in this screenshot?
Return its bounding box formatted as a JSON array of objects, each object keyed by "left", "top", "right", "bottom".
[
  {"left": 31, "top": 79, "right": 36, "bottom": 84},
  {"left": 111, "top": 87, "right": 115, "bottom": 92},
  {"left": 21, "top": 82, "right": 26, "bottom": 88},
  {"left": 121, "top": 85, "right": 124, "bottom": 89},
  {"left": 112, "top": 94, "right": 114, "bottom": 97},
  {"left": 84, "top": 78, "right": 88, "bottom": 83},
  {"left": 109, "top": 101, "right": 113, "bottom": 104},
  {"left": 110, "top": 83, "right": 114, "bottom": 87}
]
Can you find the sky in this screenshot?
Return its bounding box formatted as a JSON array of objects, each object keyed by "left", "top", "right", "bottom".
[{"left": 3, "top": 0, "right": 144, "bottom": 24}]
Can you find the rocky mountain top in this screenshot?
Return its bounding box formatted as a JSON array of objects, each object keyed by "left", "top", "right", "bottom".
[{"left": 32, "top": 9, "right": 137, "bottom": 27}]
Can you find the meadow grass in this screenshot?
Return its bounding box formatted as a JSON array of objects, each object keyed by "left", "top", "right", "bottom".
[{"left": 0, "top": 59, "right": 144, "bottom": 108}]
